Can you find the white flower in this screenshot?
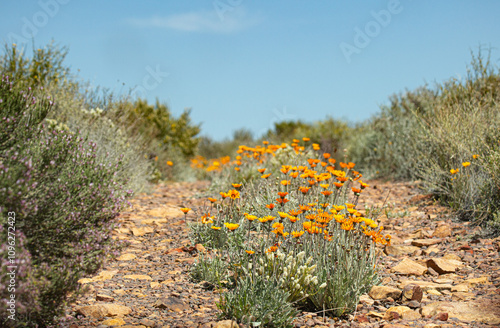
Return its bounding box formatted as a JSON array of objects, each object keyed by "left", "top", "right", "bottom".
[
  {"left": 319, "top": 283, "right": 327, "bottom": 289},
  {"left": 297, "top": 251, "right": 306, "bottom": 262}
]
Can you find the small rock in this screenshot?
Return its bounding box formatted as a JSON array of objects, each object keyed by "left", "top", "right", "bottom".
[
  {"left": 435, "top": 312, "right": 449, "bottom": 321},
  {"left": 411, "top": 239, "right": 442, "bottom": 247},
  {"left": 152, "top": 296, "right": 189, "bottom": 312},
  {"left": 76, "top": 304, "right": 132, "bottom": 318},
  {"left": 391, "top": 258, "right": 427, "bottom": 275},
  {"left": 117, "top": 253, "right": 137, "bottom": 261},
  {"left": 369, "top": 285, "right": 402, "bottom": 300},
  {"left": 384, "top": 306, "right": 421, "bottom": 321},
  {"left": 385, "top": 245, "right": 420, "bottom": 256},
  {"left": 465, "top": 276, "right": 488, "bottom": 286},
  {"left": 426, "top": 258, "right": 462, "bottom": 275},
  {"left": 96, "top": 294, "right": 115, "bottom": 302},
  {"left": 402, "top": 283, "right": 423, "bottom": 302},
  {"left": 102, "top": 318, "right": 126, "bottom": 326},
  {"left": 433, "top": 225, "right": 452, "bottom": 238},
  {"left": 123, "top": 274, "right": 152, "bottom": 281},
  {"left": 139, "top": 318, "right": 156, "bottom": 327},
  {"left": 407, "top": 300, "right": 420, "bottom": 309}
]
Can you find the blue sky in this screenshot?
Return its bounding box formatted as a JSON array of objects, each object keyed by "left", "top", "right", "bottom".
[{"left": 1, "top": 1, "right": 500, "bottom": 140}]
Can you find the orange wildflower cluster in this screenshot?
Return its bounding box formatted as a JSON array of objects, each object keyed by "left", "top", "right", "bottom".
[
  {"left": 190, "top": 155, "right": 232, "bottom": 172},
  {"left": 449, "top": 155, "right": 479, "bottom": 179},
  {"left": 205, "top": 138, "right": 391, "bottom": 257}
]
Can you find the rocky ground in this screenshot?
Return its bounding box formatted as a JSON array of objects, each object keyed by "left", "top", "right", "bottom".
[{"left": 66, "top": 180, "right": 500, "bottom": 328}]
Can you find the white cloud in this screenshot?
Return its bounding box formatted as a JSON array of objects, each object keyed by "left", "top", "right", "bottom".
[{"left": 127, "top": 7, "right": 259, "bottom": 34}]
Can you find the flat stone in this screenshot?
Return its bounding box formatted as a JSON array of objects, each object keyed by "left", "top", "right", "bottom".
[
  {"left": 384, "top": 306, "right": 421, "bottom": 321},
  {"left": 433, "top": 225, "right": 452, "bottom": 238},
  {"left": 398, "top": 280, "right": 453, "bottom": 291},
  {"left": 465, "top": 276, "right": 489, "bottom": 286},
  {"left": 451, "top": 284, "right": 469, "bottom": 292},
  {"left": 76, "top": 304, "right": 132, "bottom": 318},
  {"left": 385, "top": 245, "right": 420, "bottom": 256},
  {"left": 102, "top": 318, "right": 126, "bottom": 326},
  {"left": 117, "top": 253, "right": 137, "bottom": 261},
  {"left": 369, "top": 285, "right": 402, "bottom": 300},
  {"left": 96, "top": 293, "right": 115, "bottom": 302},
  {"left": 78, "top": 270, "right": 119, "bottom": 284},
  {"left": 426, "top": 258, "right": 462, "bottom": 274},
  {"left": 411, "top": 239, "right": 443, "bottom": 247},
  {"left": 152, "top": 296, "right": 189, "bottom": 312},
  {"left": 131, "top": 226, "right": 154, "bottom": 237},
  {"left": 123, "top": 274, "right": 152, "bottom": 281},
  {"left": 421, "top": 301, "right": 500, "bottom": 325},
  {"left": 391, "top": 258, "right": 427, "bottom": 275}
]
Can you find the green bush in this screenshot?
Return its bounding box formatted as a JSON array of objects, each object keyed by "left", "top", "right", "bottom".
[
  {"left": 0, "top": 76, "right": 129, "bottom": 326},
  {"left": 348, "top": 49, "right": 500, "bottom": 229}
]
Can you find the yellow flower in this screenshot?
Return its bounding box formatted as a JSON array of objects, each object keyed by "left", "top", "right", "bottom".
[
  {"left": 320, "top": 184, "right": 329, "bottom": 189},
  {"left": 180, "top": 208, "right": 191, "bottom": 214},
  {"left": 228, "top": 189, "right": 240, "bottom": 200},
  {"left": 450, "top": 168, "right": 459, "bottom": 175},
  {"left": 211, "top": 226, "right": 221, "bottom": 230},
  {"left": 278, "top": 211, "right": 289, "bottom": 219},
  {"left": 302, "top": 137, "right": 310, "bottom": 142},
  {"left": 245, "top": 214, "right": 257, "bottom": 221},
  {"left": 291, "top": 231, "right": 305, "bottom": 238},
  {"left": 245, "top": 250, "right": 255, "bottom": 255},
  {"left": 224, "top": 223, "right": 240, "bottom": 231},
  {"left": 280, "top": 180, "right": 291, "bottom": 186},
  {"left": 232, "top": 183, "right": 242, "bottom": 189},
  {"left": 167, "top": 161, "right": 173, "bottom": 166},
  {"left": 208, "top": 197, "right": 217, "bottom": 203},
  {"left": 473, "top": 154, "right": 479, "bottom": 159},
  {"left": 462, "top": 162, "right": 471, "bottom": 167}
]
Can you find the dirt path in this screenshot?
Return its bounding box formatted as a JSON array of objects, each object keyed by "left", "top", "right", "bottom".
[{"left": 66, "top": 180, "right": 500, "bottom": 328}]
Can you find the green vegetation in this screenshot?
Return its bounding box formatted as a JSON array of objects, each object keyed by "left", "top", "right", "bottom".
[{"left": 348, "top": 49, "right": 500, "bottom": 232}]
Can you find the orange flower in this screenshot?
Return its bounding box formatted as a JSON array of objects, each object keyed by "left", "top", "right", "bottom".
[
  {"left": 234, "top": 167, "right": 240, "bottom": 171},
  {"left": 288, "top": 209, "right": 303, "bottom": 216},
  {"left": 336, "top": 176, "right": 348, "bottom": 182},
  {"left": 167, "top": 161, "right": 173, "bottom": 166},
  {"left": 258, "top": 168, "right": 267, "bottom": 173},
  {"left": 288, "top": 216, "right": 299, "bottom": 223},
  {"left": 312, "top": 143, "right": 320, "bottom": 150},
  {"left": 450, "top": 168, "right": 459, "bottom": 174},
  {"left": 278, "top": 211, "right": 289, "bottom": 219},
  {"left": 211, "top": 226, "right": 221, "bottom": 230},
  {"left": 308, "top": 180, "right": 316, "bottom": 186},
  {"left": 201, "top": 216, "right": 214, "bottom": 224},
  {"left": 352, "top": 187, "right": 362, "bottom": 194},
  {"left": 332, "top": 205, "right": 345, "bottom": 211},
  {"left": 281, "top": 165, "right": 291, "bottom": 174},
  {"left": 224, "top": 223, "right": 240, "bottom": 231},
  {"left": 320, "top": 203, "right": 330, "bottom": 208},
  {"left": 473, "top": 154, "right": 479, "bottom": 159},
  {"left": 232, "top": 183, "right": 242, "bottom": 189},
  {"left": 299, "top": 186, "right": 310, "bottom": 194},
  {"left": 299, "top": 205, "right": 311, "bottom": 212},
  {"left": 305, "top": 213, "right": 317, "bottom": 221},
  {"left": 276, "top": 198, "right": 290, "bottom": 205},
  {"left": 220, "top": 192, "right": 228, "bottom": 199},
  {"left": 289, "top": 172, "right": 299, "bottom": 178},
  {"left": 277, "top": 191, "right": 288, "bottom": 198},
  {"left": 266, "top": 245, "right": 278, "bottom": 253},
  {"left": 266, "top": 203, "right": 275, "bottom": 210},
  {"left": 323, "top": 153, "right": 331, "bottom": 159},
  {"left": 462, "top": 162, "right": 471, "bottom": 167},
  {"left": 320, "top": 184, "right": 329, "bottom": 189},
  {"left": 227, "top": 189, "right": 240, "bottom": 200},
  {"left": 303, "top": 221, "right": 312, "bottom": 230},
  {"left": 302, "top": 137, "right": 310, "bottom": 142},
  {"left": 263, "top": 215, "right": 276, "bottom": 222},
  {"left": 180, "top": 208, "right": 191, "bottom": 214},
  {"left": 328, "top": 158, "right": 336, "bottom": 164},
  {"left": 333, "top": 182, "right": 344, "bottom": 188},
  {"left": 245, "top": 250, "right": 255, "bottom": 255},
  {"left": 359, "top": 181, "right": 369, "bottom": 189},
  {"left": 208, "top": 197, "right": 217, "bottom": 203},
  {"left": 280, "top": 180, "right": 291, "bottom": 186},
  {"left": 261, "top": 173, "right": 271, "bottom": 179},
  {"left": 321, "top": 190, "right": 333, "bottom": 196},
  {"left": 291, "top": 231, "right": 305, "bottom": 238}
]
